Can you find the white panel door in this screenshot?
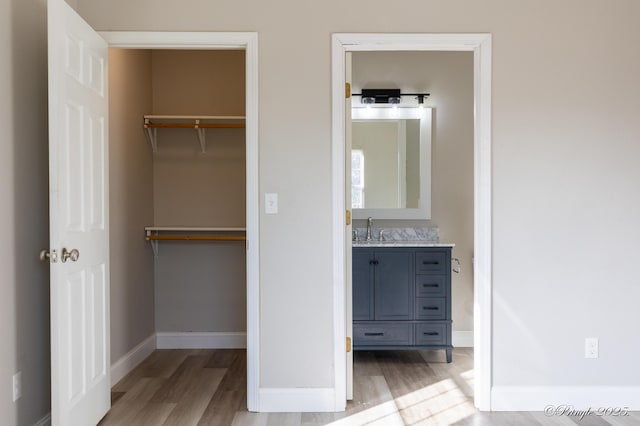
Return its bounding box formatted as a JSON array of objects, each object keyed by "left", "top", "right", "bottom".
[
  {"left": 47, "top": 0, "right": 110, "bottom": 424},
  {"left": 345, "top": 52, "right": 353, "bottom": 401}
]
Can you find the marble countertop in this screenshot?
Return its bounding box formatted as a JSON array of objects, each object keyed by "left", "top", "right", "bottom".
[
  {"left": 351, "top": 227, "right": 453, "bottom": 247},
  {"left": 352, "top": 241, "right": 455, "bottom": 247}
]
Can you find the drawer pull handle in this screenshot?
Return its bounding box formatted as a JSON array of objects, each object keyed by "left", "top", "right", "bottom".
[
  {"left": 423, "top": 284, "right": 439, "bottom": 288},
  {"left": 423, "top": 261, "right": 439, "bottom": 265},
  {"left": 423, "top": 306, "right": 439, "bottom": 310},
  {"left": 364, "top": 332, "right": 384, "bottom": 336},
  {"left": 423, "top": 332, "right": 439, "bottom": 336}
]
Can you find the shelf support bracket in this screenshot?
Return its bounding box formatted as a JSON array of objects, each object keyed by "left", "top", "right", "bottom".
[
  {"left": 145, "top": 229, "right": 159, "bottom": 257},
  {"left": 144, "top": 118, "right": 158, "bottom": 152},
  {"left": 194, "top": 119, "right": 206, "bottom": 153}
]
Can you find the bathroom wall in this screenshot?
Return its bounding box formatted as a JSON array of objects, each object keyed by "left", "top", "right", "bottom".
[{"left": 352, "top": 51, "right": 475, "bottom": 334}]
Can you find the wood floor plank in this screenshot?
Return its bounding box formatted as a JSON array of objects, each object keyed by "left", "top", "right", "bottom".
[
  {"left": 376, "top": 350, "right": 438, "bottom": 399},
  {"left": 149, "top": 354, "right": 212, "bottom": 403},
  {"left": 353, "top": 351, "right": 383, "bottom": 376},
  {"left": 198, "top": 390, "right": 245, "bottom": 426},
  {"left": 111, "top": 391, "right": 126, "bottom": 405},
  {"left": 453, "top": 411, "right": 544, "bottom": 426},
  {"left": 161, "top": 367, "right": 226, "bottom": 426},
  {"left": 300, "top": 411, "right": 348, "bottom": 426},
  {"left": 205, "top": 349, "right": 242, "bottom": 368},
  {"left": 529, "top": 411, "right": 582, "bottom": 426},
  {"left": 128, "top": 402, "right": 177, "bottom": 426},
  {"left": 100, "top": 378, "right": 170, "bottom": 425},
  {"left": 112, "top": 350, "right": 192, "bottom": 392},
  {"left": 602, "top": 411, "right": 640, "bottom": 426},
  {"left": 348, "top": 375, "right": 395, "bottom": 416},
  {"left": 216, "top": 350, "right": 247, "bottom": 392},
  {"left": 230, "top": 412, "right": 269, "bottom": 426},
  {"left": 266, "top": 413, "right": 302, "bottom": 426}
]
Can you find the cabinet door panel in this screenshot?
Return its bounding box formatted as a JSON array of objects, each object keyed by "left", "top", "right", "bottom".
[
  {"left": 374, "top": 251, "right": 412, "bottom": 320},
  {"left": 352, "top": 249, "right": 374, "bottom": 321}
]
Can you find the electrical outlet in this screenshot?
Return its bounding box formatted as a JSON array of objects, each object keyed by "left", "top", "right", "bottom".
[
  {"left": 13, "top": 371, "right": 22, "bottom": 402},
  {"left": 585, "top": 338, "right": 598, "bottom": 359}
]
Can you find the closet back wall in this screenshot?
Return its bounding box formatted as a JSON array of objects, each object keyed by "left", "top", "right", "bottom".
[{"left": 151, "top": 50, "right": 247, "bottom": 334}]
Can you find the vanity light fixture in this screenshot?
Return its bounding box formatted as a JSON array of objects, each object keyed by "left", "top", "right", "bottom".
[{"left": 353, "top": 89, "right": 430, "bottom": 106}]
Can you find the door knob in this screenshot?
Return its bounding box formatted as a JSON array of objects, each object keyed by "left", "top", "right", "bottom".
[
  {"left": 61, "top": 247, "right": 80, "bottom": 263},
  {"left": 39, "top": 249, "right": 58, "bottom": 263}
]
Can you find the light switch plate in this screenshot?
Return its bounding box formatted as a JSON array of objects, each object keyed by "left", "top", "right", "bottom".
[{"left": 265, "top": 193, "right": 278, "bottom": 214}]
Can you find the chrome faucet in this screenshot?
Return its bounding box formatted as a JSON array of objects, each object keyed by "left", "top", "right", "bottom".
[{"left": 366, "top": 217, "right": 373, "bottom": 241}]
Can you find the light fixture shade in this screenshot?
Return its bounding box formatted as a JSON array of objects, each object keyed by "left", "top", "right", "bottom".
[
  {"left": 361, "top": 89, "right": 402, "bottom": 104},
  {"left": 361, "top": 96, "right": 376, "bottom": 105}
]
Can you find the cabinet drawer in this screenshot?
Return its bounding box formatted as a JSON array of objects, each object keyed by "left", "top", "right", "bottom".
[
  {"left": 416, "top": 275, "right": 446, "bottom": 297},
  {"left": 353, "top": 323, "right": 411, "bottom": 346},
  {"left": 415, "top": 323, "right": 448, "bottom": 346},
  {"left": 416, "top": 252, "right": 447, "bottom": 274},
  {"left": 415, "top": 298, "right": 446, "bottom": 320}
]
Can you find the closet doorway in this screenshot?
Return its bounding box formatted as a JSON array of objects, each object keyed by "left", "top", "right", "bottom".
[{"left": 102, "top": 32, "right": 260, "bottom": 412}]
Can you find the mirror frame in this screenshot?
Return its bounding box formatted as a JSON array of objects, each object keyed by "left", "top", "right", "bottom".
[{"left": 351, "top": 106, "right": 432, "bottom": 220}]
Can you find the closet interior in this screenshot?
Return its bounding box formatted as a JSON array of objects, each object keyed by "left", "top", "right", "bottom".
[{"left": 108, "top": 48, "right": 247, "bottom": 359}]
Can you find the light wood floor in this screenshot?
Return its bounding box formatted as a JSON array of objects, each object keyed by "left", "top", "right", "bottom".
[{"left": 99, "top": 348, "right": 640, "bottom": 425}]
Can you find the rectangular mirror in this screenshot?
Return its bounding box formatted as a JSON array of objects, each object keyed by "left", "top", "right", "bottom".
[{"left": 351, "top": 107, "right": 431, "bottom": 220}]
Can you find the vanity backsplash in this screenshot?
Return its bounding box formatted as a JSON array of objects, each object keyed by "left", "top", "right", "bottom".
[{"left": 353, "top": 227, "right": 440, "bottom": 243}]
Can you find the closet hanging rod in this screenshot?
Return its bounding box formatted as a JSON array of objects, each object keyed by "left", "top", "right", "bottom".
[{"left": 145, "top": 226, "right": 246, "bottom": 232}]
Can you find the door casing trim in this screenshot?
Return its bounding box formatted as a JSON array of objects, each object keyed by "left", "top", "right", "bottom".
[
  {"left": 331, "top": 33, "right": 493, "bottom": 410},
  {"left": 100, "top": 31, "right": 260, "bottom": 411}
]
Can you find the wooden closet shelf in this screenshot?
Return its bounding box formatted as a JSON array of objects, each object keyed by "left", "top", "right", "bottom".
[
  {"left": 147, "top": 235, "right": 245, "bottom": 242},
  {"left": 145, "top": 226, "right": 246, "bottom": 256},
  {"left": 144, "top": 122, "right": 245, "bottom": 129},
  {"left": 143, "top": 115, "right": 246, "bottom": 153}
]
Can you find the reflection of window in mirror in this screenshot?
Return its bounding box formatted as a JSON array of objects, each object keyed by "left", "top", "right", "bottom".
[
  {"left": 351, "top": 150, "right": 364, "bottom": 208},
  {"left": 350, "top": 107, "right": 431, "bottom": 220}
]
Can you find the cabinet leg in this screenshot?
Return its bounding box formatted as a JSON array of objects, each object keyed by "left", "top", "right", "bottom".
[{"left": 445, "top": 349, "right": 452, "bottom": 363}]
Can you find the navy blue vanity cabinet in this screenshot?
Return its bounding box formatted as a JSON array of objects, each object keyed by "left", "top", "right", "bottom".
[
  {"left": 352, "top": 249, "right": 374, "bottom": 321},
  {"left": 353, "top": 246, "right": 453, "bottom": 363}
]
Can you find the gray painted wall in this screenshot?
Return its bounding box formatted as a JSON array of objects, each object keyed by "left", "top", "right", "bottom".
[
  {"left": 352, "top": 51, "right": 475, "bottom": 332},
  {"left": 2, "top": 0, "right": 640, "bottom": 422},
  {"left": 0, "top": 0, "right": 51, "bottom": 423},
  {"left": 76, "top": 0, "right": 640, "bottom": 391},
  {"left": 108, "top": 49, "right": 156, "bottom": 363}
]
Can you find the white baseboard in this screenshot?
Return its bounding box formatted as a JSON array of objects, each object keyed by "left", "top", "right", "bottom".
[
  {"left": 258, "top": 388, "right": 337, "bottom": 412},
  {"left": 491, "top": 386, "right": 640, "bottom": 411},
  {"left": 453, "top": 331, "right": 474, "bottom": 347},
  {"left": 156, "top": 332, "right": 247, "bottom": 349},
  {"left": 110, "top": 333, "right": 156, "bottom": 385},
  {"left": 33, "top": 413, "right": 51, "bottom": 426}
]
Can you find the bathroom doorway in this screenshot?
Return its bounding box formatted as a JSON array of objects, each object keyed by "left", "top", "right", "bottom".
[{"left": 330, "top": 33, "right": 492, "bottom": 410}]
